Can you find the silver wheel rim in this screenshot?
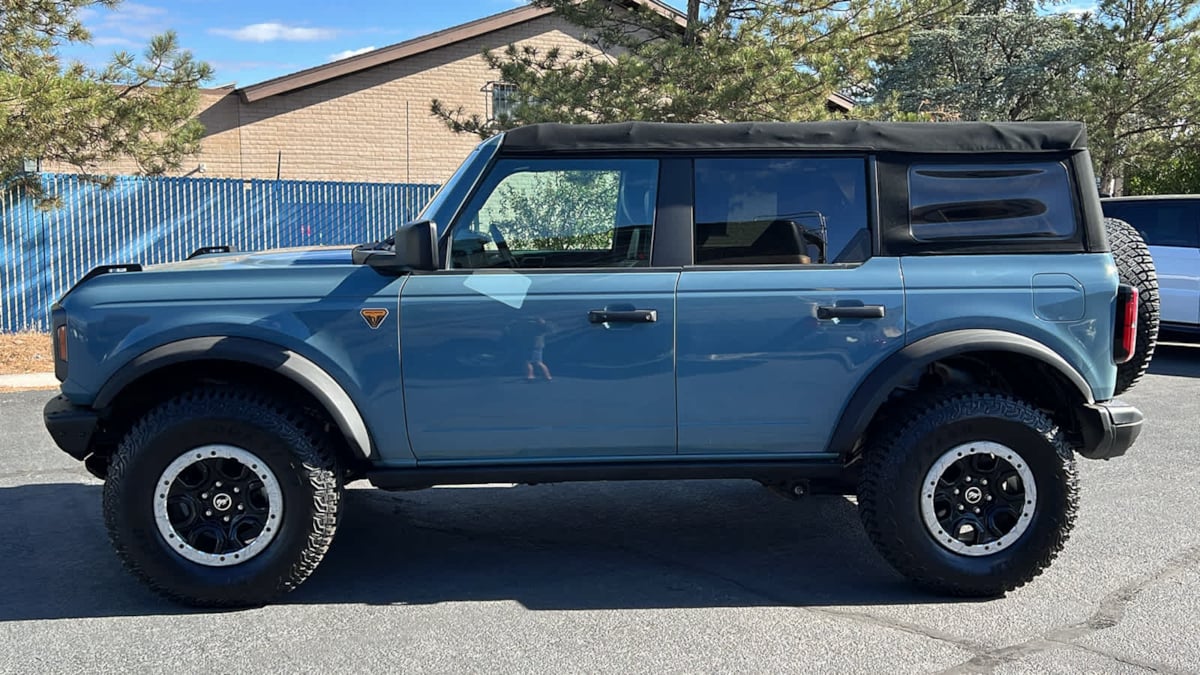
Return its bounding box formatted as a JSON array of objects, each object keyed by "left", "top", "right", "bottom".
[
  {"left": 920, "top": 441, "right": 1038, "bottom": 557},
  {"left": 154, "top": 445, "right": 284, "bottom": 567}
]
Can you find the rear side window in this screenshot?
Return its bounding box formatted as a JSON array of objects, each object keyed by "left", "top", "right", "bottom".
[
  {"left": 1101, "top": 200, "right": 1200, "bottom": 248},
  {"left": 693, "top": 157, "right": 870, "bottom": 265},
  {"left": 909, "top": 162, "right": 1076, "bottom": 241}
]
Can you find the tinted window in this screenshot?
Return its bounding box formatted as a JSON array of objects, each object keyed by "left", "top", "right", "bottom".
[
  {"left": 909, "top": 162, "right": 1076, "bottom": 241},
  {"left": 451, "top": 159, "right": 658, "bottom": 269},
  {"left": 694, "top": 158, "right": 870, "bottom": 265},
  {"left": 1101, "top": 200, "right": 1200, "bottom": 248}
]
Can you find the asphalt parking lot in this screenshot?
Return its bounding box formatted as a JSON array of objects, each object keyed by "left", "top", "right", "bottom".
[{"left": 1, "top": 345, "right": 1198, "bottom": 674}]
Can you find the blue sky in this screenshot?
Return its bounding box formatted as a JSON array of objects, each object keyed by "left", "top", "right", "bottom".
[
  {"left": 62, "top": 0, "right": 687, "bottom": 87},
  {"left": 64, "top": 0, "right": 1096, "bottom": 88}
]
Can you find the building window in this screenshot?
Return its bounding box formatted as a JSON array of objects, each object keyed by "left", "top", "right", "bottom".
[{"left": 485, "top": 81, "right": 518, "bottom": 122}]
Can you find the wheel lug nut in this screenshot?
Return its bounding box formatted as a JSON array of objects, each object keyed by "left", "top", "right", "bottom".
[
  {"left": 233, "top": 487, "right": 240, "bottom": 493},
  {"left": 201, "top": 493, "right": 208, "bottom": 499},
  {"left": 205, "top": 510, "right": 212, "bottom": 516},
  {"left": 957, "top": 505, "right": 964, "bottom": 511},
  {"left": 981, "top": 479, "right": 988, "bottom": 486},
  {"left": 986, "top": 495, "right": 993, "bottom": 501},
  {"left": 215, "top": 481, "right": 223, "bottom": 488},
  {"left": 223, "top": 516, "right": 230, "bottom": 522},
  {"left": 965, "top": 476, "right": 972, "bottom": 483},
  {"left": 953, "top": 489, "right": 960, "bottom": 495}
]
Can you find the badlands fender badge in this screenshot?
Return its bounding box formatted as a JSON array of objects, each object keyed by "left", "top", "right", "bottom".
[{"left": 360, "top": 308, "right": 389, "bottom": 329}]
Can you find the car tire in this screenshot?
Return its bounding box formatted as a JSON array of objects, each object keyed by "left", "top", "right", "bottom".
[
  {"left": 1105, "top": 216, "right": 1159, "bottom": 395},
  {"left": 103, "top": 387, "right": 341, "bottom": 607},
  {"left": 858, "top": 390, "right": 1078, "bottom": 597}
]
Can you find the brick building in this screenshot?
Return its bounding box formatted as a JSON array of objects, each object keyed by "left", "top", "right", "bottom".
[{"left": 61, "top": 1, "right": 852, "bottom": 185}]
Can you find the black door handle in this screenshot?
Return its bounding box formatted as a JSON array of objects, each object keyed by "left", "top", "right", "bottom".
[
  {"left": 589, "top": 309, "right": 658, "bottom": 324},
  {"left": 816, "top": 305, "right": 886, "bottom": 320}
]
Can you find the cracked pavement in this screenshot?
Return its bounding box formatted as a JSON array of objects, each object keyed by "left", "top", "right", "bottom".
[{"left": 1, "top": 343, "right": 1198, "bottom": 673}]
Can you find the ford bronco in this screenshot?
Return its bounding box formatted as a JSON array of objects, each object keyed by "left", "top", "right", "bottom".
[{"left": 44, "top": 121, "right": 1155, "bottom": 606}]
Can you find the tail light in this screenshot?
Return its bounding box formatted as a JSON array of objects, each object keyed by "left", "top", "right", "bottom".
[{"left": 1113, "top": 284, "right": 1138, "bottom": 364}]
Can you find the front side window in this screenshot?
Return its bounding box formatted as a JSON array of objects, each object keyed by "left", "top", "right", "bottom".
[
  {"left": 1101, "top": 200, "right": 1200, "bottom": 248},
  {"left": 694, "top": 157, "right": 871, "bottom": 266},
  {"left": 450, "top": 158, "right": 659, "bottom": 269},
  {"left": 909, "top": 162, "right": 1076, "bottom": 241}
]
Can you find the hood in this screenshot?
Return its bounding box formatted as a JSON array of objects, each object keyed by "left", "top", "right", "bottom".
[{"left": 147, "top": 246, "right": 356, "bottom": 272}]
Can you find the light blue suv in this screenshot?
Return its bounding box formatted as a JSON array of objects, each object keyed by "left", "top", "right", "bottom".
[{"left": 44, "top": 121, "right": 1153, "bottom": 606}]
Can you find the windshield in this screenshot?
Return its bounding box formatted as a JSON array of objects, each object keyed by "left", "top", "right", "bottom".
[{"left": 415, "top": 135, "right": 503, "bottom": 234}]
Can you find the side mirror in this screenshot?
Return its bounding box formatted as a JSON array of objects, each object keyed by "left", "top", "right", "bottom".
[
  {"left": 356, "top": 219, "right": 440, "bottom": 273},
  {"left": 394, "top": 220, "right": 439, "bottom": 270}
]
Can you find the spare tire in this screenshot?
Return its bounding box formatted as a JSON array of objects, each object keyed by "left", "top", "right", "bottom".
[{"left": 1105, "top": 217, "right": 1159, "bottom": 395}]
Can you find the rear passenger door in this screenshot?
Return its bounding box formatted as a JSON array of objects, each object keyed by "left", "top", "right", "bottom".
[{"left": 675, "top": 157, "right": 906, "bottom": 456}]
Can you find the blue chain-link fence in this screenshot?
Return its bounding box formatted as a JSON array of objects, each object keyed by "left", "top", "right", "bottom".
[{"left": 0, "top": 174, "right": 439, "bottom": 332}]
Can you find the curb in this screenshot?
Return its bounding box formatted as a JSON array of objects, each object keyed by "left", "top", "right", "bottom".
[{"left": 0, "top": 372, "right": 57, "bottom": 388}]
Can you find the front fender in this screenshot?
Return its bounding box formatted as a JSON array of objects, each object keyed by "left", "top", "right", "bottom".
[{"left": 93, "top": 337, "right": 376, "bottom": 460}]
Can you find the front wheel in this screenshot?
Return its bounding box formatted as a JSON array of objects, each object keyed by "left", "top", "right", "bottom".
[
  {"left": 858, "top": 391, "right": 1078, "bottom": 596},
  {"left": 103, "top": 387, "right": 342, "bottom": 607}
]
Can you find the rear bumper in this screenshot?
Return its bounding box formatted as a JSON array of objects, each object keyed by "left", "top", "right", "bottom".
[
  {"left": 43, "top": 395, "right": 99, "bottom": 461},
  {"left": 1078, "top": 399, "right": 1143, "bottom": 460}
]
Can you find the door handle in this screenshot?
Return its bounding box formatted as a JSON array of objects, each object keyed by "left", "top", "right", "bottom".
[
  {"left": 588, "top": 309, "right": 658, "bottom": 324},
  {"left": 816, "top": 305, "right": 886, "bottom": 320}
]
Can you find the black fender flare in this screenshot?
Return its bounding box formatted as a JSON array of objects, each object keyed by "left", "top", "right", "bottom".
[
  {"left": 94, "top": 336, "right": 374, "bottom": 459},
  {"left": 828, "top": 329, "right": 1095, "bottom": 459}
]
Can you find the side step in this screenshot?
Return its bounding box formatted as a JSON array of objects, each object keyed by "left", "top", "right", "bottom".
[{"left": 367, "top": 457, "right": 845, "bottom": 490}]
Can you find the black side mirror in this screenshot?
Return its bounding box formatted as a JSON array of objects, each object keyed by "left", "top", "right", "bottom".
[
  {"left": 355, "top": 220, "right": 440, "bottom": 273},
  {"left": 395, "top": 220, "right": 439, "bottom": 270}
]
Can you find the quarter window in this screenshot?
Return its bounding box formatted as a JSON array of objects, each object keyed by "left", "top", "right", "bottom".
[
  {"left": 450, "top": 158, "right": 659, "bottom": 269},
  {"left": 693, "top": 158, "right": 871, "bottom": 265},
  {"left": 909, "top": 162, "right": 1076, "bottom": 241}
]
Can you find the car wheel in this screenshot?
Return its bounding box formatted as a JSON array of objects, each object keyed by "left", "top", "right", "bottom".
[
  {"left": 858, "top": 391, "right": 1078, "bottom": 597},
  {"left": 103, "top": 387, "right": 341, "bottom": 607},
  {"left": 1105, "top": 217, "right": 1159, "bottom": 395}
]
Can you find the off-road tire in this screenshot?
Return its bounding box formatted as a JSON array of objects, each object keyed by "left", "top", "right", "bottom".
[
  {"left": 103, "top": 387, "right": 341, "bottom": 607},
  {"left": 858, "top": 391, "right": 1078, "bottom": 597},
  {"left": 1105, "top": 217, "right": 1159, "bottom": 395}
]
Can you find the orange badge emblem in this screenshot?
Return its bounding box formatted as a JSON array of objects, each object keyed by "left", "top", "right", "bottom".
[{"left": 360, "top": 308, "right": 389, "bottom": 329}]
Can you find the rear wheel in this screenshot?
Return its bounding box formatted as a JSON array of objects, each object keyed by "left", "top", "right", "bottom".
[
  {"left": 858, "top": 391, "right": 1078, "bottom": 596},
  {"left": 103, "top": 387, "right": 341, "bottom": 607},
  {"left": 1105, "top": 217, "right": 1159, "bottom": 395}
]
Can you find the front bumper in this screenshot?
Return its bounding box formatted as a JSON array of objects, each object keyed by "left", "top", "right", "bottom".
[
  {"left": 44, "top": 395, "right": 99, "bottom": 461},
  {"left": 1078, "top": 399, "right": 1144, "bottom": 460}
]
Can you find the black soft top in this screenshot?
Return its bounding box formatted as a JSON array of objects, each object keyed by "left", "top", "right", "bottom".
[{"left": 499, "top": 121, "right": 1088, "bottom": 155}]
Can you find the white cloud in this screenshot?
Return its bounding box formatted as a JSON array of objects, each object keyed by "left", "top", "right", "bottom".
[
  {"left": 82, "top": 1, "right": 170, "bottom": 45},
  {"left": 92, "top": 36, "right": 137, "bottom": 47},
  {"left": 211, "top": 23, "right": 339, "bottom": 43},
  {"left": 1061, "top": 3, "right": 1098, "bottom": 16},
  {"left": 327, "top": 46, "right": 377, "bottom": 62}
]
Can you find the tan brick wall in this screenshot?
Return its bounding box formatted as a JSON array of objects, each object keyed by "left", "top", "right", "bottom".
[
  {"left": 233, "top": 14, "right": 598, "bottom": 184},
  {"left": 43, "top": 14, "right": 599, "bottom": 185},
  {"left": 42, "top": 88, "right": 242, "bottom": 177},
  {"left": 170, "top": 14, "right": 600, "bottom": 185}
]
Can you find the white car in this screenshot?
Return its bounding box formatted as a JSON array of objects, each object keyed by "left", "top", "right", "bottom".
[{"left": 1103, "top": 196, "right": 1200, "bottom": 336}]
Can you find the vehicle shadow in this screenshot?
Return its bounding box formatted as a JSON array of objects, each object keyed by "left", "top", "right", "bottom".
[
  {"left": 0, "top": 480, "right": 955, "bottom": 621},
  {"left": 1148, "top": 342, "right": 1200, "bottom": 378}
]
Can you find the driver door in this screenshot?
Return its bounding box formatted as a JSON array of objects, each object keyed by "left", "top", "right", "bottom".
[{"left": 400, "top": 158, "right": 679, "bottom": 462}]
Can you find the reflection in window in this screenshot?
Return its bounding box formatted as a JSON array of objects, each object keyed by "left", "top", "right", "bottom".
[
  {"left": 909, "top": 163, "right": 1076, "bottom": 240},
  {"left": 693, "top": 157, "right": 871, "bottom": 265},
  {"left": 451, "top": 159, "right": 659, "bottom": 269}
]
